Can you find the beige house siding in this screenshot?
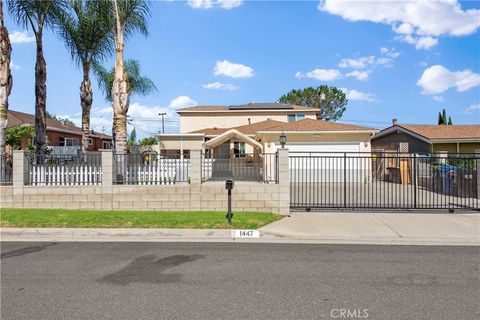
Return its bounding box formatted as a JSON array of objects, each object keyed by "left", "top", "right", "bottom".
[
  {"left": 179, "top": 111, "right": 317, "bottom": 133},
  {"left": 432, "top": 142, "right": 480, "bottom": 153}
]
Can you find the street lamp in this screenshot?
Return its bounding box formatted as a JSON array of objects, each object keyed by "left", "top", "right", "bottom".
[
  {"left": 158, "top": 112, "right": 167, "bottom": 133},
  {"left": 279, "top": 131, "right": 287, "bottom": 148}
]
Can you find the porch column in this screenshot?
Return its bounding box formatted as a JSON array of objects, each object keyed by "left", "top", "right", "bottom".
[{"left": 277, "top": 148, "right": 290, "bottom": 214}]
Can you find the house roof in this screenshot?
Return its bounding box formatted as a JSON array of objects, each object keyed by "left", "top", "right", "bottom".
[
  {"left": 259, "top": 118, "right": 377, "bottom": 133},
  {"left": 373, "top": 124, "right": 480, "bottom": 142},
  {"left": 400, "top": 124, "right": 480, "bottom": 140},
  {"left": 191, "top": 119, "right": 286, "bottom": 136},
  {"left": 177, "top": 102, "right": 316, "bottom": 113},
  {"left": 7, "top": 109, "right": 112, "bottom": 140}
]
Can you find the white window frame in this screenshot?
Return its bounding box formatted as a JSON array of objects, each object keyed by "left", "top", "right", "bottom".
[
  {"left": 102, "top": 141, "right": 111, "bottom": 149},
  {"left": 233, "top": 141, "right": 246, "bottom": 158},
  {"left": 59, "top": 137, "right": 80, "bottom": 147}
]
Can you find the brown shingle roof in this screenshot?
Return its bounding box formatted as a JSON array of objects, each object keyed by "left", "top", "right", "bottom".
[
  {"left": 7, "top": 110, "right": 112, "bottom": 139},
  {"left": 191, "top": 119, "right": 287, "bottom": 136},
  {"left": 262, "top": 118, "right": 376, "bottom": 132},
  {"left": 400, "top": 124, "right": 480, "bottom": 140}
]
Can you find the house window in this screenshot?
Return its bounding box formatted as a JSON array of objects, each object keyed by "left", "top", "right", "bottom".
[
  {"left": 287, "top": 114, "right": 305, "bottom": 122},
  {"left": 86, "top": 138, "right": 93, "bottom": 146},
  {"left": 59, "top": 137, "right": 79, "bottom": 146},
  {"left": 102, "top": 141, "right": 111, "bottom": 149},
  {"left": 233, "top": 141, "right": 246, "bottom": 158}
]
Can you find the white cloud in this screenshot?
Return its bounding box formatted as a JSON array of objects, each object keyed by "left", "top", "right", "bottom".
[
  {"left": 9, "top": 61, "right": 20, "bottom": 70},
  {"left": 339, "top": 56, "right": 376, "bottom": 69},
  {"left": 9, "top": 31, "right": 35, "bottom": 44},
  {"left": 340, "top": 88, "right": 376, "bottom": 102},
  {"left": 345, "top": 70, "right": 369, "bottom": 81},
  {"left": 433, "top": 95, "right": 444, "bottom": 102},
  {"left": 465, "top": 103, "right": 480, "bottom": 113},
  {"left": 168, "top": 96, "right": 198, "bottom": 109},
  {"left": 318, "top": 0, "right": 480, "bottom": 49},
  {"left": 295, "top": 68, "right": 342, "bottom": 81},
  {"left": 202, "top": 81, "right": 238, "bottom": 91},
  {"left": 214, "top": 60, "right": 254, "bottom": 78},
  {"left": 339, "top": 47, "right": 400, "bottom": 70},
  {"left": 417, "top": 65, "right": 480, "bottom": 95},
  {"left": 187, "top": 0, "right": 242, "bottom": 9}
]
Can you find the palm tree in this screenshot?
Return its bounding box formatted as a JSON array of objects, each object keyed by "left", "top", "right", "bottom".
[
  {"left": 0, "top": 0, "right": 13, "bottom": 157},
  {"left": 93, "top": 59, "right": 156, "bottom": 145},
  {"left": 97, "top": 0, "right": 150, "bottom": 153},
  {"left": 57, "top": 0, "right": 112, "bottom": 153},
  {"left": 7, "top": 0, "right": 66, "bottom": 159}
]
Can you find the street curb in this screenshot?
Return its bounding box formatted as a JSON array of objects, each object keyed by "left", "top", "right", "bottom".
[{"left": 1, "top": 228, "right": 479, "bottom": 246}]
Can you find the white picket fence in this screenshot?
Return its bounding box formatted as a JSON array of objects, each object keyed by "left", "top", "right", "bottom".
[
  {"left": 28, "top": 164, "right": 102, "bottom": 186},
  {"left": 120, "top": 159, "right": 191, "bottom": 185}
]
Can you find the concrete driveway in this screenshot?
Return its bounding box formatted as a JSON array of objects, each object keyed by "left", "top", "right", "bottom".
[{"left": 260, "top": 212, "right": 480, "bottom": 246}]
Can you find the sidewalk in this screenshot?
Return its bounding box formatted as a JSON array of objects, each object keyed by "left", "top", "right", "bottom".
[{"left": 1, "top": 212, "right": 479, "bottom": 246}]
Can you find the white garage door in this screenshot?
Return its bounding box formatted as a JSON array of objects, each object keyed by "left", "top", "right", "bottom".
[{"left": 285, "top": 143, "right": 366, "bottom": 183}]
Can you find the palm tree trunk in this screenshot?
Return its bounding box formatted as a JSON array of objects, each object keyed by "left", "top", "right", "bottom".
[
  {"left": 80, "top": 62, "right": 92, "bottom": 153},
  {"left": 111, "top": 0, "right": 130, "bottom": 154},
  {"left": 34, "top": 29, "right": 47, "bottom": 161},
  {"left": 0, "top": 0, "right": 12, "bottom": 158}
]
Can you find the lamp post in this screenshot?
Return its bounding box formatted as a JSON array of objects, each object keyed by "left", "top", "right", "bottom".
[
  {"left": 279, "top": 131, "right": 287, "bottom": 148},
  {"left": 158, "top": 112, "right": 167, "bottom": 133}
]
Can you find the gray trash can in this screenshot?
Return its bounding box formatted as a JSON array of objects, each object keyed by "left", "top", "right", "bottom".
[{"left": 453, "top": 169, "right": 477, "bottom": 198}]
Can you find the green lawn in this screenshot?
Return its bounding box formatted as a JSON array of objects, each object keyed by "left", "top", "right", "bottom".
[{"left": 0, "top": 209, "right": 283, "bottom": 229}]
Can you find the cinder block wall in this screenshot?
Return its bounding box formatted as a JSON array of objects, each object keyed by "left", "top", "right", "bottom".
[{"left": 0, "top": 149, "right": 290, "bottom": 214}]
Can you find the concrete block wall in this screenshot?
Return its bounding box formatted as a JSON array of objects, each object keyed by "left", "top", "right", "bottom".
[{"left": 0, "top": 150, "right": 290, "bottom": 214}]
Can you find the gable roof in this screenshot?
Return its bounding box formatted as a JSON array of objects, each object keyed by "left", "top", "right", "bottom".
[
  {"left": 373, "top": 124, "right": 480, "bottom": 142},
  {"left": 177, "top": 103, "right": 315, "bottom": 113},
  {"left": 7, "top": 110, "right": 112, "bottom": 139},
  {"left": 258, "top": 118, "right": 377, "bottom": 133},
  {"left": 191, "top": 119, "right": 286, "bottom": 136}
]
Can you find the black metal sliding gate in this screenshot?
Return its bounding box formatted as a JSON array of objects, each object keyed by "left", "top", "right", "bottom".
[{"left": 289, "top": 152, "right": 479, "bottom": 211}]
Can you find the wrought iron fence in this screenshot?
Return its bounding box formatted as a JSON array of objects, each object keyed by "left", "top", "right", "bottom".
[
  {"left": 25, "top": 152, "right": 102, "bottom": 186},
  {"left": 289, "top": 152, "right": 479, "bottom": 211},
  {"left": 0, "top": 153, "right": 13, "bottom": 185},
  {"left": 202, "top": 152, "right": 278, "bottom": 183},
  {"left": 113, "top": 152, "right": 190, "bottom": 185}
]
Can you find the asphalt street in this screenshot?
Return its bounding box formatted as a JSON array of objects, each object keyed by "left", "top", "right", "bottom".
[{"left": 1, "top": 242, "right": 479, "bottom": 320}]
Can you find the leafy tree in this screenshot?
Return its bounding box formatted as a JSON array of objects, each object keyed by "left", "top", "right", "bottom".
[
  {"left": 437, "top": 108, "right": 453, "bottom": 125},
  {"left": 7, "top": 0, "right": 67, "bottom": 159},
  {"left": 95, "top": 0, "right": 151, "bottom": 154},
  {"left": 127, "top": 127, "right": 136, "bottom": 146},
  {"left": 279, "top": 85, "right": 348, "bottom": 121},
  {"left": 0, "top": 0, "right": 12, "bottom": 158},
  {"left": 46, "top": 111, "right": 75, "bottom": 126},
  {"left": 6, "top": 125, "right": 35, "bottom": 150},
  {"left": 57, "top": 0, "right": 112, "bottom": 153},
  {"left": 140, "top": 136, "right": 157, "bottom": 146}
]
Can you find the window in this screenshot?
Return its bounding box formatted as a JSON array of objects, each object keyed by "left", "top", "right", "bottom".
[
  {"left": 86, "top": 138, "right": 93, "bottom": 146},
  {"left": 59, "top": 137, "right": 79, "bottom": 146},
  {"left": 102, "top": 141, "right": 111, "bottom": 149},
  {"left": 233, "top": 141, "right": 246, "bottom": 158},
  {"left": 287, "top": 114, "right": 305, "bottom": 122}
]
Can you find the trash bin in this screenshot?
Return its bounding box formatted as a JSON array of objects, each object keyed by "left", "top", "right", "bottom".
[
  {"left": 453, "top": 168, "right": 477, "bottom": 198},
  {"left": 439, "top": 165, "right": 456, "bottom": 195}
]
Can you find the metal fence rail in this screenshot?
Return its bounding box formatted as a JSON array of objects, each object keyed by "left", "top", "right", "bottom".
[
  {"left": 113, "top": 152, "right": 190, "bottom": 185},
  {"left": 25, "top": 152, "right": 102, "bottom": 186},
  {"left": 0, "top": 154, "right": 13, "bottom": 185},
  {"left": 290, "top": 152, "right": 479, "bottom": 210},
  {"left": 202, "top": 152, "right": 278, "bottom": 183}
]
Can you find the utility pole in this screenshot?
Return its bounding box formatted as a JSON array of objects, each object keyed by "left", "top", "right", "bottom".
[{"left": 158, "top": 112, "right": 167, "bottom": 133}]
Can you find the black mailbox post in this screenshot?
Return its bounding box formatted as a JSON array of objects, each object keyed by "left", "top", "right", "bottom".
[{"left": 225, "top": 179, "right": 234, "bottom": 224}]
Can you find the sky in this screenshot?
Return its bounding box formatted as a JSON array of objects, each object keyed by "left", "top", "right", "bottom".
[{"left": 4, "top": 0, "right": 480, "bottom": 139}]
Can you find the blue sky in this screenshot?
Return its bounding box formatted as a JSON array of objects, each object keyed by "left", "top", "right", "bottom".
[{"left": 5, "top": 0, "right": 480, "bottom": 138}]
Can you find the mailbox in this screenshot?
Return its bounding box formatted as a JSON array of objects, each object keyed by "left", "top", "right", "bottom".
[{"left": 225, "top": 179, "right": 234, "bottom": 224}]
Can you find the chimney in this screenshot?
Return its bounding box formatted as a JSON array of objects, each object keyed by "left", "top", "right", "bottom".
[{"left": 392, "top": 119, "right": 398, "bottom": 126}]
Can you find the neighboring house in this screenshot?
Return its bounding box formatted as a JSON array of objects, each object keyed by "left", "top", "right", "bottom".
[
  {"left": 177, "top": 102, "right": 318, "bottom": 133},
  {"left": 7, "top": 110, "right": 112, "bottom": 152},
  {"left": 372, "top": 119, "right": 480, "bottom": 154}
]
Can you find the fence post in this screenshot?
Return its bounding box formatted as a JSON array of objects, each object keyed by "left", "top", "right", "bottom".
[
  {"left": 101, "top": 150, "right": 113, "bottom": 189},
  {"left": 343, "top": 152, "right": 347, "bottom": 208},
  {"left": 190, "top": 150, "right": 201, "bottom": 186},
  {"left": 413, "top": 153, "right": 417, "bottom": 208},
  {"left": 12, "top": 150, "right": 25, "bottom": 196},
  {"left": 476, "top": 150, "right": 480, "bottom": 200},
  {"left": 277, "top": 148, "right": 290, "bottom": 214}
]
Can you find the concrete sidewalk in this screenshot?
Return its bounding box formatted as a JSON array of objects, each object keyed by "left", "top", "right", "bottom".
[{"left": 1, "top": 212, "right": 479, "bottom": 246}]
